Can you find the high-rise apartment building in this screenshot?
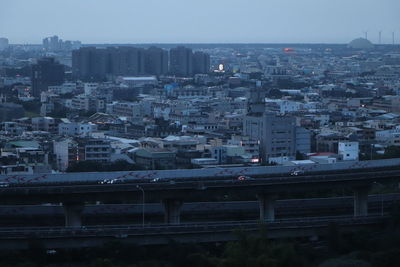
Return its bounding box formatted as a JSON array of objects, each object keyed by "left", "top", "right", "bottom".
[
  {"left": 145, "top": 46, "right": 169, "bottom": 76},
  {"left": 72, "top": 46, "right": 209, "bottom": 80},
  {"left": 72, "top": 47, "right": 110, "bottom": 81},
  {"left": 43, "top": 35, "right": 81, "bottom": 51},
  {"left": 108, "top": 47, "right": 146, "bottom": 76},
  {"left": 169, "top": 46, "right": 193, "bottom": 77},
  {"left": 31, "top": 58, "right": 65, "bottom": 97},
  {"left": 0, "top": 38, "right": 9, "bottom": 51},
  {"left": 42, "top": 35, "right": 60, "bottom": 51},
  {"left": 193, "top": 51, "right": 210, "bottom": 74},
  {"left": 72, "top": 47, "right": 150, "bottom": 81}
]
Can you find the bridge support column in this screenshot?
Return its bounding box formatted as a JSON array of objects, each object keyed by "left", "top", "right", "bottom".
[
  {"left": 63, "top": 202, "right": 84, "bottom": 227},
  {"left": 162, "top": 199, "right": 183, "bottom": 225},
  {"left": 354, "top": 187, "right": 369, "bottom": 217},
  {"left": 257, "top": 194, "right": 277, "bottom": 222}
]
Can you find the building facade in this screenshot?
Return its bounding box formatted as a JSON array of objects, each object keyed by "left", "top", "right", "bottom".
[
  {"left": 193, "top": 51, "right": 211, "bottom": 74},
  {"left": 169, "top": 46, "right": 193, "bottom": 77},
  {"left": 145, "top": 46, "right": 169, "bottom": 76},
  {"left": 243, "top": 112, "right": 297, "bottom": 164},
  {"left": 31, "top": 58, "right": 65, "bottom": 97}
]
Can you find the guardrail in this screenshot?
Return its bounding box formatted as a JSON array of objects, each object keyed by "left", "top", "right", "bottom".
[
  {"left": 2, "top": 169, "right": 399, "bottom": 193},
  {"left": 1, "top": 158, "right": 400, "bottom": 185}
]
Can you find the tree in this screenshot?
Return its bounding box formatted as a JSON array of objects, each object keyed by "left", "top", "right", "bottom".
[
  {"left": 17, "top": 99, "right": 41, "bottom": 114},
  {"left": 218, "top": 227, "right": 308, "bottom": 267},
  {"left": 382, "top": 146, "right": 400, "bottom": 159},
  {"left": 296, "top": 151, "right": 305, "bottom": 160},
  {"left": 319, "top": 258, "right": 371, "bottom": 267}
]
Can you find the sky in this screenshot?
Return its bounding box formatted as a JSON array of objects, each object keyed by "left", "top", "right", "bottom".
[{"left": 1, "top": 0, "right": 399, "bottom": 44}]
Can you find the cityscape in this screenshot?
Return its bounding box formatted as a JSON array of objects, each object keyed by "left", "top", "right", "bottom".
[
  {"left": 1, "top": 0, "right": 400, "bottom": 266},
  {"left": 1, "top": 37, "right": 400, "bottom": 173}
]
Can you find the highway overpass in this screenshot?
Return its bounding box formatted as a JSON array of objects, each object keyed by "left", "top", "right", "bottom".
[
  {"left": 1, "top": 158, "right": 400, "bottom": 185},
  {"left": 1, "top": 168, "right": 400, "bottom": 226},
  {"left": 0, "top": 215, "right": 389, "bottom": 250},
  {"left": 0, "top": 166, "right": 399, "bottom": 249},
  {"left": 0, "top": 194, "right": 398, "bottom": 227}
]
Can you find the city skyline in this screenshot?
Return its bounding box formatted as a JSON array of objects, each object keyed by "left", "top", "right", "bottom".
[{"left": 1, "top": 0, "right": 400, "bottom": 44}]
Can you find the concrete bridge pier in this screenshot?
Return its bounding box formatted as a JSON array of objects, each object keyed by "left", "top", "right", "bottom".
[
  {"left": 257, "top": 194, "right": 277, "bottom": 222},
  {"left": 162, "top": 199, "right": 183, "bottom": 225},
  {"left": 63, "top": 202, "right": 84, "bottom": 227},
  {"left": 353, "top": 187, "right": 369, "bottom": 217}
]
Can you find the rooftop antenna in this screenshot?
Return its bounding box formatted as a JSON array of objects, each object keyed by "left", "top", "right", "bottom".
[{"left": 379, "top": 30, "right": 382, "bottom": 45}]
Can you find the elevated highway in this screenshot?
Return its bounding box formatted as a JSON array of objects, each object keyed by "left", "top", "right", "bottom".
[
  {"left": 1, "top": 158, "right": 399, "bottom": 185},
  {"left": 0, "top": 215, "right": 389, "bottom": 250},
  {"left": 0, "top": 194, "right": 398, "bottom": 227},
  {"left": 1, "top": 169, "right": 400, "bottom": 203},
  {"left": 0, "top": 165, "right": 399, "bottom": 249},
  {"left": 1, "top": 168, "right": 400, "bottom": 227}
]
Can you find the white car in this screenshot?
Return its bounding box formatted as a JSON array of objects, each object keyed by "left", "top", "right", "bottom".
[
  {"left": 290, "top": 170, "right": 304, "bottom": 176},
  {"left": 0, "top": 182, "right": 9, "bottom": 187},
  {"left": 237, "top": 175, "right": 253, "bottom": 181}
]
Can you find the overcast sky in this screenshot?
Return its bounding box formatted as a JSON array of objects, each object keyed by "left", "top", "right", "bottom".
[{"left": 1, "top": 0, "right": 399, "bottom": 44}]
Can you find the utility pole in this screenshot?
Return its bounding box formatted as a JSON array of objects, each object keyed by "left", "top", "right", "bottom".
[{"left": 370, "top": 144, "right": 373, "bottom": 160}]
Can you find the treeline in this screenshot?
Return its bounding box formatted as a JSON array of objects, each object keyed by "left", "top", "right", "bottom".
[
  {"left": 360, "top": 146, "right": 400, "bottom": 161},
  {"left": 1, "top": 212, "right": 400, "bottom": 267}
]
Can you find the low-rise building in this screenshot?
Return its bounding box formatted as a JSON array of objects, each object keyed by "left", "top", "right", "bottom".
[
  {"left": 134, "top": 148, "right": 176, "bottom": 170},
  {"left": 118, "top": 76, "right": 158, "bottom": 88},
  {"left": 31, "top": 117, "right": 58, "bottom": 133},
  {"left": 338, "top": 141, "right": 359, "bottom": 161},
  {"left": 58, "top": 122, "right": 98, "bottom": 136}
]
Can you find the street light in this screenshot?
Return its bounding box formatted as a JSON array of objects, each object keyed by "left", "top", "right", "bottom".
[
  {"left": 370, "top": 144, "right": 374, "bottom": 160},
  {"left": 373, "top": 181, "right": 384, "bottom": 216},
  {"left": 136, "top": 185, "right": 145, "bottom": 227}
]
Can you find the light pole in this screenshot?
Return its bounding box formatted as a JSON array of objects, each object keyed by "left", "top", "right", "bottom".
[
  {"left": 370, "top": 144, "right": 374, "bottom": 160},
  {"left": 136, "top": 185, "right": 145, "bottom": 227},
  {"left": 373, "top": 182, "right": 384, "bottom": 216}
]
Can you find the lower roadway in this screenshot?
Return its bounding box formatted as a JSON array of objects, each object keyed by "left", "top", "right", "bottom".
[
  {"left": 0, "top": 215, "right": 389, "bottom": 249},
  {"left": 0, "top": 194, "right": 398, "bottom": 227}
]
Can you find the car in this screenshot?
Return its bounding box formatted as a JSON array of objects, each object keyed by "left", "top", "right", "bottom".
[
  {"left": 290, "top": 170, "right": 304, "bottom": 176},
  {"left": 151, "top": 178, "right": 161, "bottom": 182},
  {"left": 46, "top": 249, "right": 57, "bottom": 255},
  {"left": 99, "top": 179, "right": 109, "bottom": 184},
  {"left": 0, "top": 182, "right": 9, "bottom": 187},
  {"left": 237, "top": 175, "right": 253, "bottom": 181},
  {"left": 99, "top": 179, "right": 120, "bottom": 184}
]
